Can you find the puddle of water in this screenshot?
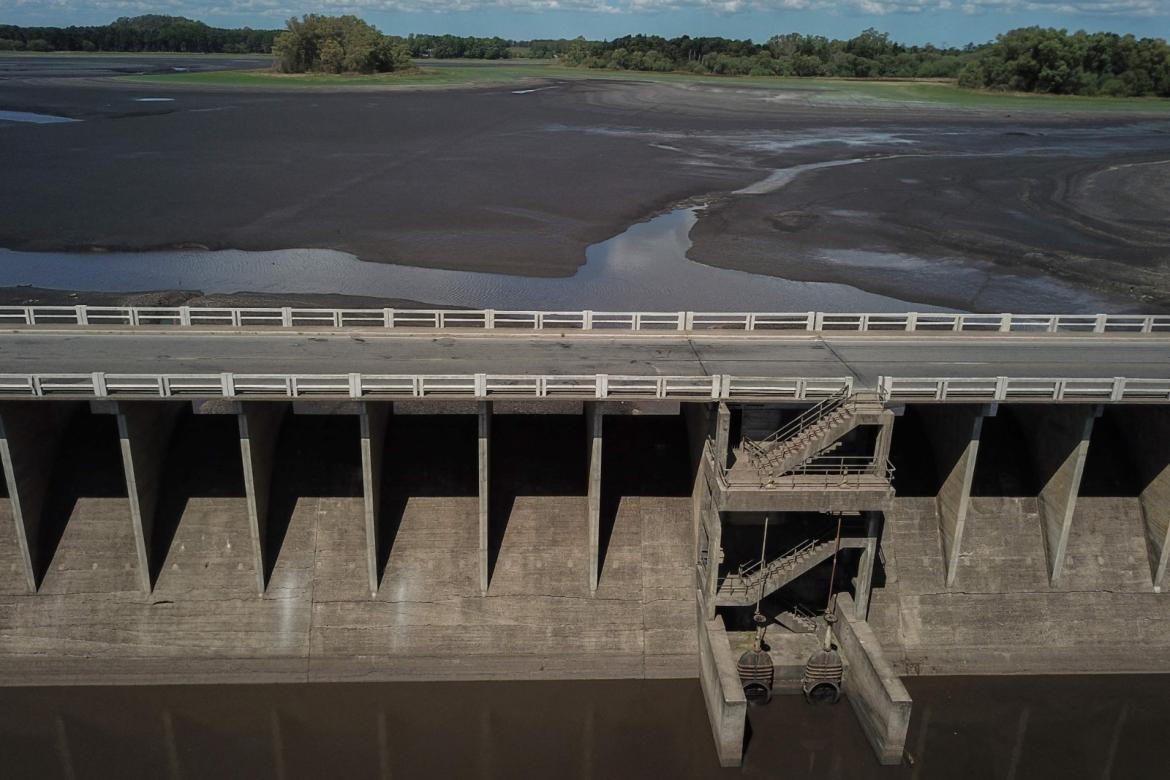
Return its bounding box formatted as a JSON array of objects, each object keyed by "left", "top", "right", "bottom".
[{"left": 0, "top": 110, "right": 78, "bottom": 124}]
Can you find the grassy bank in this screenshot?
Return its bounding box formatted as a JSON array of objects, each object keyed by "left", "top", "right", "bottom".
[{"left": 122, "top": 62, "right": 1170, "bottom": 110}]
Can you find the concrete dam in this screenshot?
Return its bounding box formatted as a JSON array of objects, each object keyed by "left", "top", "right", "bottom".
[{"left": 2, "top": 306, "right": 1169, "bottom": 767}]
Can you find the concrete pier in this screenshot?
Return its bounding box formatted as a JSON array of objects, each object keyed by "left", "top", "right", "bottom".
[
  {"left": 1015, "top": 406, "right": 1100, "bottom": 583},
  {"left": 478, "top": 401, "right": 490, "bottom": 595},
  {"left": 0, "top": 402, "right": 80, "bottom": 591},
  {"left": 238, "top": 403, "right": 289, "bottom": 595},
  {"left": 360, "top": 403, "right": 390, "bottom": 597},
  {"left": 586, "top": 403, "right": 603, "bottom": 594},
  {"left": 1107, "top": 408, "right": 1170, "bottom": 591},
  {"left": 696, "top": 601, "right": 746, "bottom": 768},
  {"left": 104, "top": 402, "right": 184, "bottom": 593},
  {"left": 913, "top": 405, "right": 993, "bottom": 587},
  {"left": 834, "top": 593, "right": 911, "bottom": 765}
]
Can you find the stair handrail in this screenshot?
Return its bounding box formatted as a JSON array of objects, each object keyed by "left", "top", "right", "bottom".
[
  {"left": 744, "top": 387, "right": 852, "bottom": 457},
  {"left": 721, "top": 536, "right": 825, "bottom": 594}
]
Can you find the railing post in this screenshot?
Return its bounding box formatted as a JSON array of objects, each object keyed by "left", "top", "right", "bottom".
[
  {"left": 677, "top": 311, "right": 686, "bottom": 331},
  {"left": 685, "top": 311, "right": 695, "bottom": 331},
  {"left": 806, "top": 311, "right": 815, "bottom": 331},
  {"left": 995, "top": 376, "right": 1008, "bottom": 400},
  {"left": 384, "top": 308, "right": 395, "bottom": 328},
  {"left": 75, "top": 305, "right": 87, "bottom": 326},
  {"left": 905, "top": 312, "right": 917, "bottom": 332},
  {"left": 812, "top": 312, "right": 824, "bottom": 331},
  {"left": 92, "top": 372, "right": 107, "bottom": 397},
  {"left": 1111, "top": 377, "right": 1124, "bottom": 402},
  {"left": 1094, "top": 314, "right": 1107, "bottom": 334},
  {"left": 349, "top": 373, "right": 362, "bottom": 398},
  {"left": 596, "top": 374, "right": 608, "bottom": 399},
  {"left": 583, "top": 310, "right": 593, "bottom": 330},
  {"left": 129, "top": 308, "right": 140, "bottom": 327},
  {"left": 474, "top": 373, "right": 487, "bottom": 398},
  {"left": 179, "top": 306, "right": 191, "bottom": 327},
  {"left": 22, "top": 306, "right": 33, "bottom": 326},
  {"left": 999, "top": 313, "right": 1011, "bottom": 332},
  {"left": 221, "top": 373, "right": 235, "bottom": 397},
  {"left": 1143, "top": 316, "right": 1154, "bottom": 334},
  {"left": 281, "top": 307, "right": 292, "bottom": 328}
]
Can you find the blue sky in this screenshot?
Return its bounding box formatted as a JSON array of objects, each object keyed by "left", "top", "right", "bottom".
[{"left": 2, "top": 2, "right": 1168, "bottom": 47}]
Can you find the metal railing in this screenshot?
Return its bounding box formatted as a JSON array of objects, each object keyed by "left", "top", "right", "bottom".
[
  {"left": 879, "top": 376, "right": 1170, "bottom": 403},
  {"left": 743, "top": 386, "right": 851, "bottom": 459},
  {"left": 0, "top": 372, "right": 1166, "bottom": 404},
  {"left": 0, "top": 373, "right": 853, "bottom": 402},
  {"left": 2, "top": 305, "right": 1168, "bottom": 334}
]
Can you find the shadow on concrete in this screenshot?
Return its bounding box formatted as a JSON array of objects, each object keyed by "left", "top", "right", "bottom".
[
  {"left": 971, "top": 408, "right": 1038, "bottom": 497},
  {"left": 151, "top": 411, "right": 246, "bottom": 588},
  {"left": 36, "top": 410, "right": 125, "bottom": 587},
  {"left": 267, "top": 415, "right": 361, "bottom": 584},
  {"left": 1079, "top": 410, "right": 1141, "bottom": 498},
  {"left": 377, "top": 415, "right": 477, "bottom": 585},
  {"left": 598, "top": 415, "right": 692, "bottom": 582},
  {"left": 488, "top": 415, "right": 586, "bottom": 587},
  {"left": 888, "top": 409, "right": 942, "bottom": 497}
]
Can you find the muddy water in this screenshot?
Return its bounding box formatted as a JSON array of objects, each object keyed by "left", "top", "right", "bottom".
[
  {"left": 0, "top": 208, "right": 928, "bottom": 312},
  {"left": 1, "top": 676, "right": 1167, "bottom": 778}
]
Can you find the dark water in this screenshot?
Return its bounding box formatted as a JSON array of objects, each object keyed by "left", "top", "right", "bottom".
[{"left": 1, "top": 675, "right": 1167, "bottom": 779}]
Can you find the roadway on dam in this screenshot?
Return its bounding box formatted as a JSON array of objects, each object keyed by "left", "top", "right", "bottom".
[{"left": 0, "top": 329, "right": 1168, "bottom": 382}]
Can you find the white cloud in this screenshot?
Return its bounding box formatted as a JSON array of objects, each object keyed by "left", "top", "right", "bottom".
[{"left": 4, "top": 0, "right": 1169, "bottom": 18}]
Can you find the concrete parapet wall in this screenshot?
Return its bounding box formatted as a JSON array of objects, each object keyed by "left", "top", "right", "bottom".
[
  {"left": 696, "top": 597, "right": 746, "bottom": 768},
  {"left": 833, "top": 593, "right": 911, "bottom": 766}
]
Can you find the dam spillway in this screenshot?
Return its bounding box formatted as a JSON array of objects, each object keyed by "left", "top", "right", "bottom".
[{"left": 1, "top": 306, "right": 1169, "bottom": 767}]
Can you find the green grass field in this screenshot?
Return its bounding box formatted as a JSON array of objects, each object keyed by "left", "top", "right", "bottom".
[{"left": 122, "top": 61, "right": 1170, "bottom": 112}]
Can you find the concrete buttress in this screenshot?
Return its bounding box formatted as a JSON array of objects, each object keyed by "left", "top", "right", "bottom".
[
  {"left": 1016, "top": 405, "right": 1100, "bottom": 583},
  {"left": 0, "top": 402, "right": 81, "bottom": 591},
  {"left": 110, "top": 402, "right": 185, "bottom": 593},
  {"left": 585, "top": 403, "right": 603, "bottom": 594},
  {"left": 238, "top": 402, "right": 290, "bottom": 595},
  {"left": 360, "top": 402, "right": 390, "bottom": 597},
  {"left": 478, "top": 401, "right": 491, "bottom": 595}
]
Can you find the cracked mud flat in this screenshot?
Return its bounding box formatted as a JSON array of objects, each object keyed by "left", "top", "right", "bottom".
[{"left": 1, "top": 57, "right": 1169, "bottom": 311}]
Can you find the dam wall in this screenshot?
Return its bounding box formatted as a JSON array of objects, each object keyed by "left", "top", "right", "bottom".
[{"left": 1, "top": 398, "right": 1169, "bottom": 685}]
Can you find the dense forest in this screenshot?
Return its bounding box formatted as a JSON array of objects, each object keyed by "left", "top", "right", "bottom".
[
  {"left": 0, "top": 15, "right": 277, "bottom": 53},
  {"left": 2, "top": 15, "right": 1168, "bottom": 97},
  {"left": 958, "top": 27, "right": 1170, "bottom": 97}
]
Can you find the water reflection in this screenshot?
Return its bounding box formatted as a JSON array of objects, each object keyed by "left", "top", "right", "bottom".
[{"left": 1, "top": 676, "right": 1167, "bottom": 779}]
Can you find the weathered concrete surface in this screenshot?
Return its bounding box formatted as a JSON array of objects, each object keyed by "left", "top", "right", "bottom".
[
  {"left": 238, "top": 402, "right": 288, "bottom": 595},
  {"left": 109, "top": 402, "right": 185, "bottom": 593},
  {"left": 696, "top": 604, "right": 746, "bottom": 768},
  {"left": 360, "top": 402, "right": 390, "bottom": 597},
  {"left": 1012, "top": 406, "right": 1099, "bottom": 583},
  {"left": 586, "top": 402, "right": 602, "bottom": 594},
  {"left": 478, "top": 401, "right": 490, "bottom": 595},
  {"left": 0, "top": 413, "right": 695, "bottom": 684},
  {"left": 0, "top": 402, "right": 80, "bottom": 591},
  {"left": 906, "top": 405, "right": 990, "bottom": 587},
  {"left": 1106, "top": 407, "right": 1170, "bottom": 591},
  {"left": 833, "top": 593, "right": 911, "bottom": 766},
  {"left": 870, "top": 495, "right": 1170, "bottom": 675}
]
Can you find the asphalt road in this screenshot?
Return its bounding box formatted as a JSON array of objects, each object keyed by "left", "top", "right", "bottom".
[{"left": 0, "top": 330, "right": 1167, "bottom": 382}]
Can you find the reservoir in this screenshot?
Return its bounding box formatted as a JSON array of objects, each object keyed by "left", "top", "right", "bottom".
[{"left": 2, "top": 675, "right": 1167, "bottom": 778}]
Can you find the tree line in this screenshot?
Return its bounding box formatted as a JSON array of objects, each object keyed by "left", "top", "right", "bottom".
[
  {"left": 3, "top": 15, "right": 1167, "bottom": 97},
  {"left": 958, "top": 27, "right": 1170, "bottom": 97},
  {"left": 0, "top": 15, "right": 277, "bottom": 54},
  {"left": 561, "top": 30, "right": 971, "bottom": 78}
]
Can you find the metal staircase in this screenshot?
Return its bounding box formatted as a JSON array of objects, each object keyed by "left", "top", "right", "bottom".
[
  {"left": 715, "top": 536, "right": 867, "bottom": 607},
  {"left": 742, "top": 390, "right": 884, "bottom": 479}
]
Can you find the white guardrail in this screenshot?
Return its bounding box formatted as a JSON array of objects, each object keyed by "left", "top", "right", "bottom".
[
  {"left": 1, "top": 306, "right": 1169, "bottom": 334},
  {"left": 0, "top": 374, "right": 1167, "bottom": 403}
]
